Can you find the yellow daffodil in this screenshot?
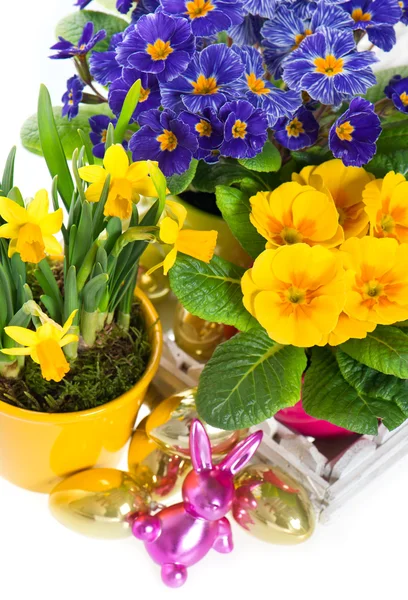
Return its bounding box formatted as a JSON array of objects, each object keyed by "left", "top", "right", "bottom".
[
  {"left": 341, "top": 236, "right": 408, "bottom": 325},
  {"left": 241, "top": 244, "right": 345, "bottom": 347},
  {"left": 293, "top": 159, "right": 373, "bottom": 239},
  {"left": 78, "top": 144, "right": 159, "bottom": 220},
  {"left": 155, "top": 200, "right": 217, "bottom": 275},
  {"left": 0, "top": 190, "right": 63, "bottom": 263},
  {"left": 1, "top": 310, "right": 78, "bottom": 382},
  {"left": 319, "top": 312, "right": 376, "bottom": 346},
  {"left": 363, "top": 171, "right": 408, "bottom": 243},
  {"left": 250, "top": 182, "right": 343, "bottom": 249}
]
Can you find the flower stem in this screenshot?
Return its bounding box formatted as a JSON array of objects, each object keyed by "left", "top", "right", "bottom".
[
  {"left": 81, "top": 309, "right": 99, "bottom": 346},
  {"left": 0, "top": 358, "right": 23, "bottom": 379}
]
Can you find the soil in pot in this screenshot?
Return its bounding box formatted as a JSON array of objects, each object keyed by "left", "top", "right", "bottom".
[{"left": 0, "top": 300, "right": 151, "bottom": 414}]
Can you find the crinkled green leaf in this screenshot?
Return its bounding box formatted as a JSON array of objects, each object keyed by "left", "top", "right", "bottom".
[
  {"left": 193, "top": 159, "right": 256, "bottom": 193},
  {"left": 376, "top": 121, "right": 408, "bottom": 154},
  {"left": 365, "top": 66, "right": 408, "bottom": 103},
  {"left": 169, "top": 254, "right": 257, "bottom": 332},
  {"left": 55, "top": 10, "right": 128, "bottom": 52},
  {"left": 238, "top": 141, "right": 282, "bottom": 172},
  {"left": 366, "top": 149, "right": 408, "bottom": 178},
  {"left": 196, "top": 329, "right": 306, "bottom": 430},
  {"left": 340, "top": 326, "right": 408, "bottom": 379},
  {"left": 167, "top": 159, "right": 198, "bottom": 195}
]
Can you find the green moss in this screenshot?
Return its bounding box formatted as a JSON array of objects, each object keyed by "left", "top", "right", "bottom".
[{"left": 0, "top": 301, "right": 151, "bottom": 413}]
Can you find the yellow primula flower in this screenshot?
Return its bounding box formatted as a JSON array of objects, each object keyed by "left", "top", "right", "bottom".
[
  {"left": 250, "top": 182, "right": 343, "bottom": 249},
  {"left": 0, "top": 190, "right": 63, "bottom": 263},
  {"left": 362, "top": 171, "right": 408, "bottom": 243},
  {"left": 156, "top": 200, "right": 218, "bottom": 275},
  {"left": 78, "top": 144, "right": 159, "bottom": 220},
  {"left": 293, "top": 159, "right": 373, "bottom": 239},
  {"left": 341, "top": 236, "right": 408, "bottom": 325},
  {"left": 319, "top": 312, "right": 376, "bottom": 346},
  {"left": 1, "top": 310, "right": 78, "bottom": 382},
  {"left": 241, "top": 244, "right": 345, "bottom": 347}
]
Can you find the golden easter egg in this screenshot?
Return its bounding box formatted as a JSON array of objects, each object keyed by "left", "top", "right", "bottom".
[
  {"left": 233, "top": 464, "right": 315, "bottom": 545},
  {"left": 173, "top": 303, "right": 226, "bottom": 362},
  {"left": 49, "top": 468, "right": 152, "bottom": 539},
  {"left": 128, "top": 417, "right": 191, "bottom": 501},
  {"left": 145, "top": 388, "right": 248, "bottom": 459}
]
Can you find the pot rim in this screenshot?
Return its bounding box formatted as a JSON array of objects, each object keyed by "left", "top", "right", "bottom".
[{"left": 0, "top": 287, "right": 162, "bottom": 424}]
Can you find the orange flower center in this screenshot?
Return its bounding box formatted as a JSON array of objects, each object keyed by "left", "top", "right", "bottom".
[
  {"left": 195, "top": 119, "right": 212, "bottom": 137},
  {"left": 380, "top": 213, "right": 396, "bottom": 234},
  {"left": 314, "top": 54, "right": 344, "bottom": 76},
  {"left": 101, "top": 129, "right": 107, "bottom": 143},
  {"left": 351, "top": 8, "right": 372, "bottom": 21},
  {"left": 232, "top": 120, "right": 247, "bottom": 139},
  {"left": 280, "top": 227, "right": 303, "bottom": 245},
  {"left": 146, "top": 39, "right": 173, "bottom": 61},
  {"left": 293, "top": 28, "right": 313, "bottom": 49},
  {"left": 246, "top": 73, "right": 270, "bottom": 95},
  {"left": 157, "top": 129, "right": 178, "bottom": 151},
  {"left": 400, "top": 92, "right": 408, "bottom": 106},
  {"left": 16, "top": 223, "right": 46, "bottom": 263},
  {"left": 336, "top": 120, "right": 354, "bottom": 142},
  {"left": 363, "top": 280, "right": 384, "bottom": 300},
  {"left": 191, "top": 74, "right": 219, "bottom": 95},
  {"left": 185, "top": 0, "right": 215, "bottom": 18},
  {"left": 36, "top": 339, "right": 70, "bottom": 383},
  {"left": 285, "top": 285, "right": 306, "bottom": 305},
  {"left": 139, "top": 86, "right": 150, "bottom": 102},
  {"left": 286, "top": 117, "right": 305, "bottom": 138}
]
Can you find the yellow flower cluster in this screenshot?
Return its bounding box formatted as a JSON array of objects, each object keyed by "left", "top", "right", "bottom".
[{"left": 243, "top": 159, "right": 408, "bottom": 347}]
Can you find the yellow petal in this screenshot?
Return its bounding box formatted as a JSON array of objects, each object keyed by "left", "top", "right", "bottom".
[
  {"left": 103, "top": 144, "right": 129, "bottom": 179},
  {"left": 41, "top": 208, "right": 63, "bottom": 236},
  {"left": 15, "top": 223, "right": 46, "bottom": 264},
  {"left": 78, "top": 165, "right": 106, "bottom": 184},
  {"left": 85, "top": 182, "right": 106, "bottom": 203},
  {"left": 0, "top": 196, "right": 27, "bottom": 226},
  {"left": 166, "top": 200, "right": 187, "bottom": 228},
  {"left": 36, "top": 339, "right": 70, "bottom": 382},
  {"left": 131, "top": 176, "right": 159, "bottom": 198},
  {"left": 43, "top": 235, "right": 63, "bottom": 257},
  {"left": 325, "top": 312, "right": 376, "bottom": 346},
  {"left": 163, "top": 247, "right": 178, "bottom": 275},
  {"left": 27, "top": 189, "right": 49, "bottom": 221},
  {"left": 292, "top": 188, "right": 339, "bottom": 242},
  {"left": 160, "top": 217, "right": 180, "bottom": 245},
  {"left": 0, "top": 223, "right": 20, "bottom": 239},
  {"left": 176, "top": 229, "right": 217, "bottom": 263},
  {"left": 59, "top": 334, "right": 79, "bottom": 348},
  {"left": 0, "top": 347, "right": 32, "bottom": 356},
  {"left": 61, "top": 309, "right": 79, "bottom": 338},
  {"left": 4, "top": 326, "right": 38, "bottom": 347},
  {"left": 104, "top": 187, "right": 133, "bottom": 220}
]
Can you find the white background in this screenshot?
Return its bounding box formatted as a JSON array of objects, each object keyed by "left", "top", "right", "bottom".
[{"left": 1, "top": 2, "right": 408, "bottom": 599}]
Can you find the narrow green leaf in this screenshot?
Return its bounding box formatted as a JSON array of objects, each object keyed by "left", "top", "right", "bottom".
[
  {"left": 72, "top": 148, "right": 87, "bottom": 203},
  {"left": 78, "top": 128, "right": 95, "bottom": 165},
  {"left": 167, "top": 159, "right": 198, "bottom": 195},
  {"left": 169, "top": 254, "right": 257, "bottom": 332},
  {"left": 215, "top": 185, "right": 265, "bottom": 259},
  {"left": 114, "top": 79, "right": 141, "bottom": 144},
  {"left": 37, "top": 85, "right": 74, "bottom": 210},
  {"left": 111, "top": 226, "right": 156, "bottom": 258},
  {"left": 238, "top": 141, "right": 282, "bottom": 172},
  {"left": 196, "top": 329, "right": 306, "bottom": 430},
  {"left": 40, "top": 295, "right": 60, "bottom": 322},
  {"left": 340, "top": 326, "right": 408, "bottom": 379},
  {"left": 105, "top": 123, "right": 115, "bottom": 151},
  {"left": 7, "top": 187, "right": 24, "bottom": 208},
  {"left": 76, "top": 240, "right": 99, "bottom": 292},
  {"left": 104, "top": 216, "right": 123, "bottom": 255},
  {"left": 0, "top": 264, "right": 13, "bottom": 323},
  {"left": 1, "top": 147, "right": 16, "bottom": 195},
  {"left": 64, "top": 265, "right": 79, "bottom": 323},
  {"left": 70, "top": 201, "right": 93, "bottom": 269},
  {"left": 35, "top": 260, "right": 63, "bottom": 319},
  {"left": 83, "top": 273, "right": 109, "bottom": 312},
  {"left": 92, "top": 175, "right": 111, "bottom": 238}
]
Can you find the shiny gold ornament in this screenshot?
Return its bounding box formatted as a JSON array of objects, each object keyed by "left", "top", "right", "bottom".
[
  {"left": 233, "top": 464, "right": 315, "bottom": 545},
  {"left": 49, "top": 468, "right": 152, "bottom": 539},
  {"left": 128, "top": 417, "right": 191, "bottom": 501},
  {"left": 145, "top": 388, "right": 248, "bottom": 459},
  {"left": 173, "top": 303, "right": 225, "bottom": 362}
]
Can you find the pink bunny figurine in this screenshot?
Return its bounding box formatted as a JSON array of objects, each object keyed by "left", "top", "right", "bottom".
[{"left": 132, "top": 419, "right": 263, "bottom": 588}]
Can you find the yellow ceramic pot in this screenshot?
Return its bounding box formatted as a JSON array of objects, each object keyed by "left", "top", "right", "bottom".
[
  {"left": 0, "top": 288, "right": 162, "bottom": 493},
  {"left": 169, "top": 195, "right": 251, "bottom": 267}
]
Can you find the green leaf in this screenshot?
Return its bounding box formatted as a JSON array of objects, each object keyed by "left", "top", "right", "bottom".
[
  {"left": 376, "top": 121, "right": 408, "bottom": 154},
  {"left": 1, "top": 147, "right": 16, "bottom": 195},
  {"left": 336, "top": 350, "right": 408, "bottom": 416},
  {"left": 366, "top": 149, "right": 408, "bottom": 178},
  {"left": 55, "top": 10, "right": 128, "bottom": 52},
  {"left": 196, "top": 329, "right": 306, "bottom": 430},
  {"left": 114, "top": 79, "right": 141, "bottom": 144},
  {"left": 215, "top": 186, "right": 265, "bottom": 259},
  {"left": 365, "top": 66, "right": 408, "bottom": 103},
  {"left": 167, "top": 159, "right": 198, "bottom": 195},
  {"left": 70, "top": 201, "right": 93, "bottom": 269},
  {"left": 169, "top": 254, "right": 259, "bottom": 332},
  {"left": 340, "top": 326, "right": 408, "bottom": 379},
  {"left": 77, "top": 128, "right": 95, "bottom": 165},
  {"left": 83, "top": 273, "right": 109, "bottom": 312},
  {"left": 35, "top": 260, "right": 63, "bottom": 320},
  {"left": 193, "top": 159, "right": 257, "bottom": 193},
  {"left": 36, "top": 85, "right": 74, "bottom": 210},
  {"left": 303, "top": 347, "right": 405, "bottom": 434},
  {"left": 7, "top": 187, "right": 24, "bottom": 207},
  {"left": 21, "top": 103, "right": 113, "bottom": 161},
  {"left": 238, "top": 141, "right": 282, "bottom": 172},
  {"left": 64, "top": 265, "right": 79, "bottom": 323}
]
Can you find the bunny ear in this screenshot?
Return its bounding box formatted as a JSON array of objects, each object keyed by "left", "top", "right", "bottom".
[
  {"left": 219, "top": 430, "right": 263, "bottom": 476},
  {"left": 189, "top": 419, "right": 213, "bottom": 472}
]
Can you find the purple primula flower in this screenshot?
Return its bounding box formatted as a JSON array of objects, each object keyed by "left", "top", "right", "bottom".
[
  {"left": 218, "top": 100, "right": 268, "bottom": 159},
  {"left": 50, "top": 22, "right": 106, "bottom": 59},
  {"left": 385, "top": 75, "right": 408, "bottom": 113},
  {"left": 343, "top": 0, "right": 401, "bottom": 51},
  {"left": 282, "top": 28, "right": 377, "bottom": 106},
  {"left": 329, "top": 97, "right": 381, "bottom": 166},
  {"left": 89, "top": 115, "right": 118, "bottom": 158},
  {"left": 131, "top": 0, "right": 160, "bottom": 22},
  {"left": 62, "top": 75, "right": 84, "bottom": 120},
  {"left": 232, "top": 45, "right": 302, "bottom": 127},
  {"left": 274, "top": 107, "right": 319, "bottom": 150},
  {"left": 261, "top": 3, "right": 353, "bottom": 78},
  {"left": 129, "top": 108, "right": 198, "bottom": 176},
  {"left": 109, "top": 68, "right": 161, "bottom": 120},
  {"left": 229, "top": 14, "right": 265, "bottom": 46},
  {"left": 179, "top": 107, "right": 224, "bottom": 162},
  {"left": 243, "top": 0, "right": 276, "bottom": 17},
  {"left": 117, "top": 0, "right": 134, "bottom": 12},
  {"left": 90, "top": 32, "right": 124, "bottom": 85},
  {"left": 160, "top": 0, "right": 244, "bottom": 36},
  {"left": 160, "top": 44, "right": 244, "bottom": 114},
  {"left": 116, "top": 12, "right": 195, "bottom": 83},
  {"left": 74, "top": 0, "right": 93, "bottom": 7}
]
